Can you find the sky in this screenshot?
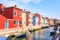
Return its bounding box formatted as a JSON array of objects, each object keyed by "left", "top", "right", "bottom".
[{"left": 0, "top": 0, "right": 60, "bottom": 19}]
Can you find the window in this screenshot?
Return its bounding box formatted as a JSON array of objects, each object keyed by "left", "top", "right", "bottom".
[
  {"left": 2, "top": 12, "right": 4, "bottom": 16},
  {"left": 2, "top": 8, "right": 4, "bottom": 11},
  {"left": 14, "top": 11, "right": 17, "bottom": 16},
  {"left": 22, "top": 22, "right": 25, "bottom": 24},
  {"left": 32, "top": 20, "right": 36, "bottom": 25},
  {"left": 19, "top": 21, "right": 22, "bottom": 24},
  {"left": 32, "top": 16, "right": 36, "bottom": 25},
  {"left": 14, "top": 20, "right": 17, "bottom": 24}
]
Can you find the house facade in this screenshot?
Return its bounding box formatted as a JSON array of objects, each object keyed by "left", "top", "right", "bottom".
[
  {"left": 0, "top": 4, "right": 22, "bottom": 30},
  {"left": 40, "top": 15, "right": 44, "bottom": 27}
]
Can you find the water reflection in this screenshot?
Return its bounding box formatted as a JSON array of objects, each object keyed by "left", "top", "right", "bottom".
[
  {"left": 0, "top": 27, "right": 54, "bottom": 40},
  {"left": 16, "top": 27, "right": 53, "bottom": 40}
]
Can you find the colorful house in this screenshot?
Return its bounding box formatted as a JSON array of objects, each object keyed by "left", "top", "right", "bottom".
[
  {"left": 22, "top": 11, "right": 26, "bottom": 29},
  {"left": 40, "top": 15, "right": 44, "bottom": 27},
  {"left": 34, "top": 13, "right": 40, "bottom": 26},
  {"left": 0, "top": 4, "right": 23, "bottom": 36},
  {"left": 0, "top": 14, "right": 6, "bottom": 29},
  {"left": 21, "top": 10, "right": 29, "bottom": 31},
  {"left": 42, "top": 17, "right": 49, "bottom": 27},
  {"left": 46, "top": 17, "right": 50, "bottom": 26},
  {"left": 28, "top": 13, "right": 34, "bottom": 30},
  {"left": 0, "top": 4, "right": 22, "bottom": 29},
  {"left": 32, "top": 13, "right": 41, "bottom": 29},
  {"left": 0, "top": 3, "right": 60, "bottom": 36},
  {"left": 26, "top": 11, "right": 30, "bottom": 26}
]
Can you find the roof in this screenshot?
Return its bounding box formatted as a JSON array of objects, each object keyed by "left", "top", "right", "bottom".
[
  {"left": 5, "top": 6, "right": 22, "bottom": 10},
  {"left": 0, "top": 3, "right": 2, "bottom": 5},
  {"left": 34, "top": 13, "right": 40, "bottom": 17}
]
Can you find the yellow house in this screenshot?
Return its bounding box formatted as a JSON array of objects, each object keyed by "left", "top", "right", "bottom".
[
  {"left": 42, "top": 17, "right": 49, "bottom": 27},
  {"left": 40, "top": 15, "right": 44, "bottom": 28},
  {"left": 28, "top": 13, "right": 34, "bottom": 30},
  {"left": 29, "top": 13, "right": 33, "bottom": 26},
  {"left": 21, "top": 12, "right": 27, "bottom": 32}
]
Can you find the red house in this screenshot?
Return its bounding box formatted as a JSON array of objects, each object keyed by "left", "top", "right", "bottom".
[
  {"left": 0, "top": 4, "right": 22, "bottom": 29},
  {"left": 0, "top": 14, "right": 6, "bottom": 29},
  {"left": 26, "top": 11, "right": 30, "bottom": 26}
]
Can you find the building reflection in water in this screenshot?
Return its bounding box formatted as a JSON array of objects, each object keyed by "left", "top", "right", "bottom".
[{"left": 16, "top": 27, "right": 53, "bottom": 40}]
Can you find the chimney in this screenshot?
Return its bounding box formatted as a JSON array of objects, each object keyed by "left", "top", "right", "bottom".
[{"left": 15, "top": 5, "right": 17, "bottom": 7}]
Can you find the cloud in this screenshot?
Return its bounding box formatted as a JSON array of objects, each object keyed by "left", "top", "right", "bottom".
[
  {"left": 0, "top": 0, "right": 17, "bottom": 7},
  {"left": 20, "top": 0, "right": 42, "bottom": 4},
  {"left": 0, "top": 0, "right": 42, "bottom": 9},
  {"left": 10, "top": 0, "right": 42, "bottom": 5},
  {"left": 5, "top": 1, "right": 17, "bottom": 7},
  {"left": 0, "top": 0, "right": 43, "bottom": 14},
  {"left": 39, "top": 9, "right": 57, "bottom": 19}
]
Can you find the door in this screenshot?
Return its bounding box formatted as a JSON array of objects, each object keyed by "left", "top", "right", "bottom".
[
  {"left": 32, "top": 16, "right": 36, "bottom": 25},
  {"left": 5, "top": 20, "right": 9, "bottom": 29}
]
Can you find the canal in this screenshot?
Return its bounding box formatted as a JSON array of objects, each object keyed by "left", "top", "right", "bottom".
[
  {"left": 0, "top": 27, "right": 59, "bottom": 40},
  {"left": 15, "top": 27, "right": 54, "bottom": 40}
]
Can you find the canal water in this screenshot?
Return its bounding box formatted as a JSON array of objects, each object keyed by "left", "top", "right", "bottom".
[
  {"left": 16, "top": 27, "right": 54, "bottom": 40},
  {"left": 0, "top": 27, "right": 59, "bottom": 40}
]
